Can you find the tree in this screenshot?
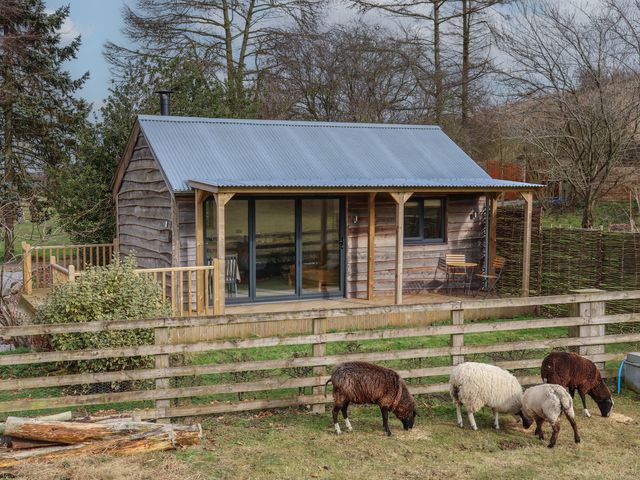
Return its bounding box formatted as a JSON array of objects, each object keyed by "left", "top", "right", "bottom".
[
  {"left": 105, "top": 0, "right": 322, "bottom": 115},
  {"left": 259, "top": 21, "right": 417, "bottom": 122},
  {"left": 0, "top": 0, "right": 88, "bottom": 261},
  {"left": 495, "top": 0, "right": 640, "bottom": 227},
  {"left": 50, "top": 56, "right": 233, "bottom": 244}
]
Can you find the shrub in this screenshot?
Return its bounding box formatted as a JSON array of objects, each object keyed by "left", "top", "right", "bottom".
[{"left": 35, "top": 256, "right": 171, "bottom": 377}]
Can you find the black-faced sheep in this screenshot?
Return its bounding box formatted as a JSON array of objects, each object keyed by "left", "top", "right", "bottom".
[
  {"left": 324, "top": 362, "right": 417, "bottom": 436},
  {"left": 541, "top": 352, "right": 613, "bottom": 418},
  {"left": 522, "top": 383, "right": 581, "bottom": 448},
  {"left": 449, "top": 362, "right": 532, "bottom": 430}
]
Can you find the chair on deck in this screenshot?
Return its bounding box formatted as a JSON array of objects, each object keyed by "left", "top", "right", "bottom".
[
  {"left": 442, "top": 254, "right": 469, "bottom": 294},
  {"left": 474, "top": 256, "right": 506, "bottom": 298},
  {"left": 225, "top": 254, "right": 240, "bottom": 297}
]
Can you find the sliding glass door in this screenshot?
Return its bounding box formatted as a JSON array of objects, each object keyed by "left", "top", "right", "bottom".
[{"left": 204, "top": 196, "right": 345, "bottom": 303}]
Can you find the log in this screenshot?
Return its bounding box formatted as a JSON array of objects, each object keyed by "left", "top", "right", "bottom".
[
  {"left": 9, "top": 438, "right": 65, "bottom": 450},
  {"left": 0, "top": 412, "right": 72, "bottom": 436},
  {"left": 3, "top": 418, "right": 170, "bottom": 444},
  {"left": 0, "top": 425, "right": 202, "bottom": 468}
]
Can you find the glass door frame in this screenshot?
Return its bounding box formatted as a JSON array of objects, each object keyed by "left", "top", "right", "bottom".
[{"left": 204, "top": 195, "right": 346, "bottom": 304}]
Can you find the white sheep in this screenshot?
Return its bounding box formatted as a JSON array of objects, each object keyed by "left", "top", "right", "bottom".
[
  {"left": 449, "top": 362, "right": 532, "bottom": 430},
  {"left": 521, "top": 383, "right": 581, "bottom": 448}
]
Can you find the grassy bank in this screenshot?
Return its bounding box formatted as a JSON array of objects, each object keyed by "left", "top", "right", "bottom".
[{"left": 11, "top": 388, "right": 640, "bottom": 480}]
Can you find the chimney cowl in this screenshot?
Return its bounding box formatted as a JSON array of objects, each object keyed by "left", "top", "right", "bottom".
[{"left": 156, "top": 89, "right": 172, "bottom": 116}]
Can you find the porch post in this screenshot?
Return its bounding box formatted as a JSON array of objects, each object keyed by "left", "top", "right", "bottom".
[
  {"left": 195, "top": 189, "right": 207, "bottom": 313},
  {"left": 367, "top": 193, "right": 376, "bottom": 300},
  {"left": 521, "top": 191, "right": 533, "bottom": 297},
  {"left": 487, "top": 193, "right": 499, "bottom": 277},
  {"left": 390, "top": 192, "right": 413, "bottom": 305},
  {"left": 214, "top": 192, "right": 234, "bottom": 314}
]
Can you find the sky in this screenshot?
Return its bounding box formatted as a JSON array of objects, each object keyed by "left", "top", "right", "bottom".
[
  {"left": 45, "top": 0, "right": 128, "bottom": 111},
  {"left": 47, "top": 0, "right": 601, "bottom": 113}
]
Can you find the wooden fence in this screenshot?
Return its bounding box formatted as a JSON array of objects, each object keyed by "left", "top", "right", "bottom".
[
  {"left": 1, "top": 290, "right": 638, "bottom": 420},
  {"left": 21, "top": 241, "right": 118, "bottom": 293}
]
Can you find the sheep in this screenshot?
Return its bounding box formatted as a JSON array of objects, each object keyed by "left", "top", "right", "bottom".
[
  {"left": 324, "top": 362, "right": 417, "bottom": 436},
  {"left": 522, "top": 383, "right": 581, "bottom": 448},
  {"left": 541, "top": 352, "right": 613, "bottom": 418},
  {"left": 449, "top": 362, "right": 532, "bottom": 431}
]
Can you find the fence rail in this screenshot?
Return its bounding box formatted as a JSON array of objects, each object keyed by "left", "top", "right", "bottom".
[
  {"left": 1, "top": 290, "right": 639, "bottom": 419},
  {"left": 21, "top": 240, "right": 118, "bottom": 293}
]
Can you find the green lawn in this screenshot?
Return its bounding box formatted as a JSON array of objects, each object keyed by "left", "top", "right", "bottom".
[
  {"left": 0, "top": 214, "right": 70, "bottom": 261},
  {"left": 11, "top": 388, "right": 640, "bottom": 480}
]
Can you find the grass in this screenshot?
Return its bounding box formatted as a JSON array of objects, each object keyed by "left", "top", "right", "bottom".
[
  {"left": 11, "top": 388, "right": 640, "bottom": 480},
  {"left": 0, "top": 213, "right": 70, "bottom": 261},
  {"left": 542, "top": 201, "right": 640, "bottom": 229}
]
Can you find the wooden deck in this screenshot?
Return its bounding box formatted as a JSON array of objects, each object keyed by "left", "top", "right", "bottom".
[{"left": 226, "top": 292, "right": 464, "bottom": 315}]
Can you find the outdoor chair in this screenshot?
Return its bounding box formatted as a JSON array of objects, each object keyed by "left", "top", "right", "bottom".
[
  {"left": 225, "top": 254, "right": 240, "bottom": 297},
  {"left": 474, "top": 256, "right": 506, "bottom": 298},
  {"left": 444, "top": 254, "right": 470, "bottom": 294}
]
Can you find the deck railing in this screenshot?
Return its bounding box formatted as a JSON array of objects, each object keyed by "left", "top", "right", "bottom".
[
  {"left": 134, "top": 264, "right": 219, "bottom": 317},
  {"left": 21, "top": 240, "right": 118, "bottom": 293}
]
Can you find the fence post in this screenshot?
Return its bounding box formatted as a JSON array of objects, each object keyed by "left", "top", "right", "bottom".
[
  {"left": 21, "top": 242, "right": 32, "bottom": 295},
  {"left": 312, "top": 317, "right": 327, "bottom": 414},
  {"left": 451, "top": 309, "right": 465, "bottom": 366},
  {"left": 112, "top": 238, "right": 120, "bottom": 255},
  {"left": 68, "top": 264, "right": 76, "bottom": 283},
  {"left": 154, "top": 327, "right": 171, "bottom": 423},
  {"left": 568, "top": 289, "right": 606, "bottom": 368}
]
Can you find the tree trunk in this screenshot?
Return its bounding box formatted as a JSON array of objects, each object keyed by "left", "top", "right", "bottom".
[
  {"left": 433, "top": 0, "right": 443, "bottom": 123},
  {"left": 461, "top": 0, "right": 470, "bottom": 125},
  {"left": 581, "top": 201, "right": 596, "bottom": 228}
]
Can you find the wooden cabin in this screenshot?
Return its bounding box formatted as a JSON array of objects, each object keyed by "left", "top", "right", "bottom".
[{"left": 112, "top": 114, "right": 540, "bottom": 313}]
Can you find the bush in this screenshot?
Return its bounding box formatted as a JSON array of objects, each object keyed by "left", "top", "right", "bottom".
[{"left": 35, "top": 256, "right": 171, "bottom": 377}]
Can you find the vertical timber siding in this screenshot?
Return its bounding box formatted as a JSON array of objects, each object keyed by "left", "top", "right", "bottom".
[
  {"left": 347, "top": 193, "right": 486, "bottom": 298},
  {"left": 117, "top": 133, "right": 173, "bottom": 268}
]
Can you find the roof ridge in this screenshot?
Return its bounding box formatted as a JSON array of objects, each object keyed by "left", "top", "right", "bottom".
[{"left": 137, "top": 115, "right": 441, "bottom": 130}]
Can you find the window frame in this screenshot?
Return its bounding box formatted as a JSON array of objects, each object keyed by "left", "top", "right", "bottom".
[{"left": 403, "top": 196, "right": 447, "bottom": 244}]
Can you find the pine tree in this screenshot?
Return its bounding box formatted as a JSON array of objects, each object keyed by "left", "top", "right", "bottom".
[{"left": 0, "top": 0, "right": 88, "bottom": 261}]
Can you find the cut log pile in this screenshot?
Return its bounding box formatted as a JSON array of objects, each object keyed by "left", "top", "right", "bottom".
[{"left": 0, "top": 412, "right": 202, "bottom": 468}]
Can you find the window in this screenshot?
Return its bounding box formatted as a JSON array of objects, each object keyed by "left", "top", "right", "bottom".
[{"left": 404, "top": 198, "right": 446, "bottom": 243}]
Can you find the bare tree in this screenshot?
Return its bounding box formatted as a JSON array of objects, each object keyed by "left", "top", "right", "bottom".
[
  {"left": 259, "top": 21, "right": 419, "bottom": 122},
  {"left": 494, "top": 0, "right": 640, "bottom": 228},
  {"left": 105, "top": 0, "right": 323, "bottom": 112}
]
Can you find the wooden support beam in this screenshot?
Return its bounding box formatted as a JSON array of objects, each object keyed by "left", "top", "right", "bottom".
[
  {"left": 214, "top": 193, "right": 234, "bottom": 314},
  {"left": 389, "top": 192, "right": 413, "bottom": 305},
  {"left": 521, "top": 191, "right": 533, "bottom": 296},
  {"left": 367, "top": 193, "right": 377, "bottom": 300},
  {"left": 194, "top": 189, "right": 207, "bottom": 314},
  {"left": 487, "top": 193, "right": 499, "bottom": 277}
]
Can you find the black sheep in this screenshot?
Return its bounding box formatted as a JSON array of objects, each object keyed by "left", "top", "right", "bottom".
[{"left": 324, "top": 362, "right": 417, "bottom": 436}]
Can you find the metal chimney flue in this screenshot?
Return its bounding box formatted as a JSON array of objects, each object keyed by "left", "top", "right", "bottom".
[{"left": 156, "top": 89, "right": 172, "bottom": 116}]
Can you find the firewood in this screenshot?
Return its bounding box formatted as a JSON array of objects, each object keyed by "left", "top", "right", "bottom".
[
  {"left": 0, "top": 425, "right": 202, "bottom": 468},
  {"left": 8, "top": 438, "right": 64, "bottom": 450},
  {"left": 3, "top": 417, "right": 169, "bottom": 444}
]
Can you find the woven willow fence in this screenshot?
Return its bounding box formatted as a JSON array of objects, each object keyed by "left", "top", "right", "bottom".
[{"left": 496, "top": 206, "right": 640, "bottom": 316}]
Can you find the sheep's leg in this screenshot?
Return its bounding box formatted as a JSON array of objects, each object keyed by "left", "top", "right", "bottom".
[
  {"left": 492, "top": 409, "right": 500, "bottom": 430},
  {"left": 578, "top": 388, "right": 590, "bottom": 417},
  {"left": 467, "top": 409, "right": 478, "bottom": 431},
  {"left": 455, "top": 402, "right": 464, "bottom": 428},
  {"left": 534, "top": 417, "right": 545, "bottom": 440},
  {"left": 565, "top": 410, "right": 581, "bottom": 444},
  {"left": 332, "top": 405, "right": 342, "bottom": 435},
  {"left": 548, "top": 422, "right": 560, "bottom": 448},
  {"left": 341, "top": 402, "right": 352, "bottom": 432},
  {"left": 380, "top": 407, "right": 392, "bottom": 437}
]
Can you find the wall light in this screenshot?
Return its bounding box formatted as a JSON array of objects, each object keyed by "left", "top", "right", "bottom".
[{"left": 352, "top": 215, "right": 359, "bottom": 225}]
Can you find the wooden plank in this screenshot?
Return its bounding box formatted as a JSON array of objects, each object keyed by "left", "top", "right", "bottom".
[
  {"left": 521, "top": 191, "right": 533, "bottom": 296},
  {"left": 3, "top": 301, "right": 640, "bottom": 337},
  {"left": 367, "top": 193, "right": 376, "bottom": 299},
  {"left": 154, "top": 327, "right": 170, "bottom": 423},
  {"left": 451, "top": 309, "right": 464, "bottom": 365},
  {"left": 215, "top": 193, "right": 234, "bottom": 314},
  {"left": 389, "top": 192, "right": 413, "bottom": 304},
  {"left": 21, "top": 243, "right": 32, "bottom": 295},
  {"left": 194, "top": 189, "right": 206, "bottom": 314},
  {"left": 312, "top": 318, "right": 326, "bottom": 414},
  {"left": 3, "top": 320, "right": 639, "bottom": 366}
]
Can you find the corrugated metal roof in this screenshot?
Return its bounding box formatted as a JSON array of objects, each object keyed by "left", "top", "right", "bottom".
[{"left": 137, "top": 115, "right": 541, "bottom": 192}]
